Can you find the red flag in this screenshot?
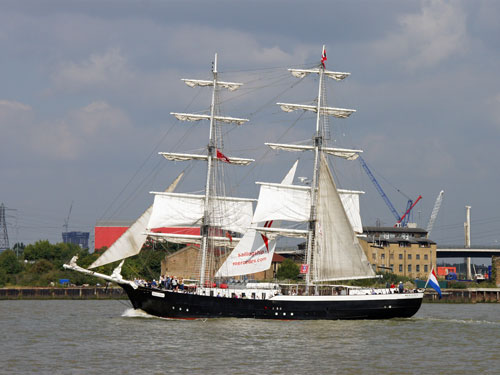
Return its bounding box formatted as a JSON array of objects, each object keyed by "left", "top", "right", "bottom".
[
  {"left": 216, "top": 149, "right": 231, "bottom": 163},
  {"left": 225, "top": 231, "right": 233, "bottom": 243},
  {"left": 321, "top": 47, "right": 327, "bottom": 68}
]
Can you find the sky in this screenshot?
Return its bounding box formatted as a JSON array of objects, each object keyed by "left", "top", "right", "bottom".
[{"left": 1, "top": 0, "right": 500, "bottom": 254}]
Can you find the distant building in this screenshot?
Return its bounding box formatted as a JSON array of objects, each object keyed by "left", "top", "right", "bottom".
[
  {"left": 95, "top": 220, "right": 134, "bottom": 250},
  {"left": 94, "top": 220, "right": 201, "bottom": 251},
  {"left": 62, "top": 231, "right": 90, "bottom": 249},
  {"left": 358, "top": 226, "right": 437, "bottom": 279}
]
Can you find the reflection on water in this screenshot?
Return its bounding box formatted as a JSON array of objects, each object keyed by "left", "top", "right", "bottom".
[{"left": 1, "top": 300, "right": 499, "bottom": 375}]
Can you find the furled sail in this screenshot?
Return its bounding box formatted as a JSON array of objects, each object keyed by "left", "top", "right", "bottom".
[
  {"left": 147, "top": 192, "right": 254, "bottom": 234},
  {"left": 313, "top": 156, "right": 375, "bottom": 282},
  {"left": 266, "top": 143, "right": 361, "bottom": 160},
  {"left": 88, "top": 172, "right": 184, "bottom": 269},
  {"left": 277, "top": 103, "right": 356, "bottom": 119},
  {"left": 181, "top": 79, "right": 243, "bottom": 91},
  {"left": 159, "top": 152, "right": 254, "bottom": 166},
  {"left": 288, "top": 68, "right": 350, "bottom": 81},
  {"left": 145, "top": 232, "right": 238, "bottom": 247},
  {"left": 215, "top": 161, "right": 298, "bottom": 277},
  {"left": 171, "top": 113, "right": 248, "bottom": 125}
]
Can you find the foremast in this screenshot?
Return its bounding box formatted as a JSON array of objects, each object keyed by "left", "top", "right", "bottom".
[
  {"left": 199, "top": 54, "right": 219, "bottom": 287},
  {"left": 148, "top": 54, "right": 253, "bottom": 286}
]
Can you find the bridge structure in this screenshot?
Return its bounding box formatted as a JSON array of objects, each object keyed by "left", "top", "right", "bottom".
[{"left": 436, "top": 246, "right": 500, "bottom": 258}]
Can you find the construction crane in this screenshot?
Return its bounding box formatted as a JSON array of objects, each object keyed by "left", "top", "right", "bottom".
[
  {"left": 63, "top": 201, "right": 73, "bottom": 233},
  {"left": 358, "top": 156, "right": 421, "bottom": 227},
  {"left": 426, "top": 190, "right": 444, "bottom": 237},
  {"left": 398, "top": 195, "right": 422, "bottom": 227}
]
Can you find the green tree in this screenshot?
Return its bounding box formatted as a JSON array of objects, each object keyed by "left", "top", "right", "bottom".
[
  {"left": 0, "top": 250, "right": 23, "bottom": 274},
  {"left": 276, "top": 258, "right": 300, "bottom": 280},
  {"left": 31, "top": 259, "right": 54, "bottom": 274}
]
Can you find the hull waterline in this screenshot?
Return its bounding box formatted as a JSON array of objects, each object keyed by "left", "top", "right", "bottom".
[{"left": 120, "top": 284, "right": 423, "bottom": 320}]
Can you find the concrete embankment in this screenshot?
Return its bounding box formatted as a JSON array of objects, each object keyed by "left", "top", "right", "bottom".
[
  {"left": 0, "top": 287, "right": 126, "bottom": 300},
  {"left": 424, "top": 288, "right": 500, "bottom": 303}
]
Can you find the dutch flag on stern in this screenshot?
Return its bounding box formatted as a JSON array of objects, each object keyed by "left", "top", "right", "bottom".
[{"left": 426, "top": 267, "right": 442, "bottom": 299}]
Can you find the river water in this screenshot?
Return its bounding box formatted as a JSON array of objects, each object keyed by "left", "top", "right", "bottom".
[{"left": 0, "top": 300, "right": 498, "bottom": 375}]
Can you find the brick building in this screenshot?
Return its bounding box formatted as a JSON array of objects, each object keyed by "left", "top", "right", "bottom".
[{"left": 359, "top": 226, "right": 437, "bottom": 279}]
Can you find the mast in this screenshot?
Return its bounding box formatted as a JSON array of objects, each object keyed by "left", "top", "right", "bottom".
[
  {"left": 304, "top": 46, "right": 325, "bottom": 290},
  {"left": 144, "top": 54, "right": 252, "bottom": 286},
  {"left": 199, "top": 54, "right": 218, "bottom": 286}
]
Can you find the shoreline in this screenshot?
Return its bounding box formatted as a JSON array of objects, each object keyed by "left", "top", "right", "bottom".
[{"left": 0, "top": 286, "right": 127, "bottom": 300}]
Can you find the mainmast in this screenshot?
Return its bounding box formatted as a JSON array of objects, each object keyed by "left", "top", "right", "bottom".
[
  {"left": 304, "top": 46, "right": 326, "bottom": 289},
  {"left": 269, "top": 46, "right": 357, "bottom": 291}
]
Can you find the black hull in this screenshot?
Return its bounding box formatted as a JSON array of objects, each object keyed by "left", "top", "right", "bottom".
[{"left": 120, "top": 284, "right": 423, "bottom": 320}]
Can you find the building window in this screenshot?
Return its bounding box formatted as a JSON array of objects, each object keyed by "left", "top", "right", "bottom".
[
  {"left": 381, "top": 253, "right": 385, "bottom": 259},
  {"left": 390, "top": 253, "right": 394, "bottom": 259},
  {"left": 424, "top": 254, "right": 428, "bottom": 260},
  {"left": 390, "top": 264, "right": 394, "bottom": 271},
  {"left": 416, "top": 265, "right": 420, "bottom": 272},
  {"left": 399, "top": 254, "right": 403, "bottom": 260},
  {"left": 408, "top": 264, "right": 412, "bottom": 272},
  {"left": 408, "top": 254, "right": 412, "bottom": 260},
  {"left": 424, "top": 265, "right": 428, "bottom": 272},
  {"left": 416, "top": 254, "right": 420, "bottom": 260},
  {"left": 399, "top": 242, "right": 409, "bottom": 247},
  {"left": 372, "top": 253, "right": 376, "bottom": 260},
  {"left": 399, "top": 264, "right": 403, "bottom": 272}
]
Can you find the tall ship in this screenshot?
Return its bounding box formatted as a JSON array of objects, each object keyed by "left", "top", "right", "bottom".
[{"left": 65, "top": 46, "right": 424, "bottom": 319}]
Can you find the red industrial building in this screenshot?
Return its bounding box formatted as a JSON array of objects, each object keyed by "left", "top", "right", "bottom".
[{"left": 95, "top": 220, "right": 199, "bottom": 251}]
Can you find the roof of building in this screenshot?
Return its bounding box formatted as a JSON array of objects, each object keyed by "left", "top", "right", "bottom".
[{"left": 363, "top": 226, "right": 428, "bottom": 234}]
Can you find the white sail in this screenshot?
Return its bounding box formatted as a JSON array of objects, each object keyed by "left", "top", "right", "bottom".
[
  {"left": 266, "top": 142, "right": 361, "bottom": 160},
  {"left": 215, "top": 160, "right": 298, "bottom": 277},
  {"left": 313, "top": 156, "right": 375, "bottom": 282},
  {"left": 88, "top": 173, "right": 184, "bottom": 269},
  {"left": 148, "top": 192, "right": 254, "bottom": 234},
  {"left": 277, "top": 103, "right": 356, "bottom": 119},
  {"left": 338, "top": 189, "right": 364, "bottom": 233},
  {"left": 252, "top": 182, "right": 310, "bottom": 223},
  {"left": 214, "top": 228, "right": 277, "bottom": 277}
]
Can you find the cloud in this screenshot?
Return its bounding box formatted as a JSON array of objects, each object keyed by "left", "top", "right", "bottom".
[
  {"left": 164, "top": 24, "right": 307, "bottom": 68},
  {"left": 51, "top": 48, "right": 134, "bottom": 92},
  {"left": 1, "top": 98, "right": 132, "bottom": 161},
  {"left": 371, "top": 0, "right": 469, "bottom": 70},
  {"left": 32, "top": 101, "right": 132, "bottom": 160}
]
